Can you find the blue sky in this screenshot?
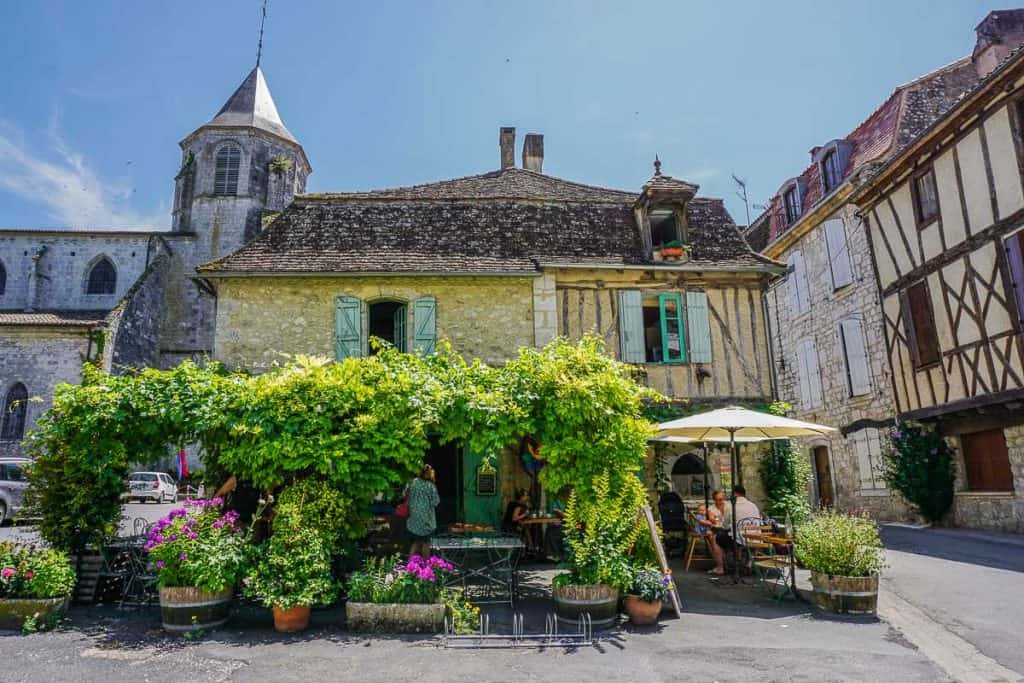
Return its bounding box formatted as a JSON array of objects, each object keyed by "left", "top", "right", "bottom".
[{"left": 0, "top": 1, "right": 1000, "bottom": 229}]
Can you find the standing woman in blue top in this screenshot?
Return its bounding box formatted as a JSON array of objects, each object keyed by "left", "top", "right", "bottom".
[{"left": 406, "top": 465, "right": 441, "bottom": 559}]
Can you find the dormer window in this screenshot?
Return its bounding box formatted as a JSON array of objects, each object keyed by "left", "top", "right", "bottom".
[
  {"left": 649, "top": 207, "right": 681, "bottom": 248},
  {"left": 783, "top": 187, "right": 802, "bottom": 225},
  {"left": 821, "top": 149, "right": 842, "bottom": 193}
]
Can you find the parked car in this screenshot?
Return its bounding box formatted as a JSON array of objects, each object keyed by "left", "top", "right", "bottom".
[
  {"left": 122, "top": 472, "right": 178, "bottom": 503},
  {"left": 0, "top": 457, "right": 31, "bottom": 525}
]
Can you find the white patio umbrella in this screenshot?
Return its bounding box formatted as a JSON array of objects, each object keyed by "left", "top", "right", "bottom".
[
  {"left": 656, "top": 406, "right": 836, "bottom": 580},
  {"left": 649, "top": 434, "right": 767, "bottom": 510}
]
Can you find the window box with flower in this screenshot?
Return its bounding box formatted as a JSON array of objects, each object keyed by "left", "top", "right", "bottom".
[
  {"left": 344, "top": 555, "right": 455, "bottom": 633},
  {"left": 0, "top": 542, "right": 76, "bottom": 631},
  {"left": 145, "top": 498, "right": 249, "bottom": 632}
]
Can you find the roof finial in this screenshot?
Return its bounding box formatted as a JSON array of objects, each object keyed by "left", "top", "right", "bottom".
[
  {"left": 255, "top": 0, "right": 269, "bottom": 68},
  {"left": 653, "top": 155, "right": 662, "bottom": 176}
]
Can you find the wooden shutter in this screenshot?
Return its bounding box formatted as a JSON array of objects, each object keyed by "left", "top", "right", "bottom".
[
  {"left": 1005, "top": 231, "right": 1024, "bottom": 322},
  {"left": 839, "top": 318, "right": 871, "bottom": 396},
  {"left": 904, "top": 281, "right": 940, "bottom": 368},
  {"left": 824, "top": 219, "right": 853, "bottom": 289},
  {"left": 851, "top": 431, "right": 874, "bottom": 489},
  {"left": 787, "top": 251, "right": 810, "bottom": 313},
  {"left": 334, "top": 296, "right": 362, "bottom": 359},
  {"left": 686, "top": 291, "right": 712, "bottom": 363},
  {"left": 617, "top": 290, "right": 645, "bottom": 363},
  {"left": 961, "top": 429, "right": 1014, "bottom": 491},
  {"left": 412, "top": 296, "right": 437, "bottom": 355},
  {"left": 658, "top": 293, "right": 685, "bottom": 363},
  {"left": 866, "top": 429, "right": 885, "bottom": 489},
  {"left": 797, "top": 338, "right": 822, "bottom": 409}
]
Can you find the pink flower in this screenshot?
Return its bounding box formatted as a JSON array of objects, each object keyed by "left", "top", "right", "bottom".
[
  {"left": 179, "top": 553, "right": 187, "bottom": 561},
  {"left": 1, "top": 567, "right": 15, "bottom": 579},
  {"left": 155, "top": 560, "right": 165, "bottom": 568},
  {"left": 24, "top": 571, "right": 35, "bottom": 580}
]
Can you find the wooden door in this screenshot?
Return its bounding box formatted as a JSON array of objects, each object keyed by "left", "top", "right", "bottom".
[
  {"left": 813, "top": 446, "right": 835, "bottom": 507},
  {"left": 961, "top": 429, "right": 1014, "bottom": 492}
]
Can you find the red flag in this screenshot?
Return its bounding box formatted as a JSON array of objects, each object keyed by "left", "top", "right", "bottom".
[{"left": 178, "top": 449, "right": 188, "bottom": 480}]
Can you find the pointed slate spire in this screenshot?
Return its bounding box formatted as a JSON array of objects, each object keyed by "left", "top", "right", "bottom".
[{"left": 206, "top": 67, "right": 297, "bottom": 144}]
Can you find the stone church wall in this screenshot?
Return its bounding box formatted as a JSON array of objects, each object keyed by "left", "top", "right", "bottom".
[{"left": 106, "top": 254, "right": 171, "bottom": 373}]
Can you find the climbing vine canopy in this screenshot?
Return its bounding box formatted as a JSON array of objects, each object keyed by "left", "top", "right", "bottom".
[{"left": 26, "top": 337, "right": 659, "bottom": 552}]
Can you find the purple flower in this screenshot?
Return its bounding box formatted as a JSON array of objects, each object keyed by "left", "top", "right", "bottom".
[
  {"left": 188, "top": 533, "right": 198, "bottom": 540},
  {"left": 212, "top": 521, "right": 223, "bottom": 529},
  {"left": 169, "top": 534, "right": 177, "bottom": 541},
  {"left": 179, "top": 553, "right": 187, "bottom": 561},
  {"left": 155, "top": 560, "right": 165, "bottom": 568}
]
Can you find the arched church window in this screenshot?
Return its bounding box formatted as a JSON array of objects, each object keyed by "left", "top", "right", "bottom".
[
  {"left": 86, "top": 257, "right": 117, "bottom": 295},
  {"left": 1, "top": 383, "right": 28, "bottom": 441},
  {"left": 0, "top": 260, "right": 6, "bottom": 296},
  {"left": 214, "top": 145, "right": 242, "bottom": 196}
]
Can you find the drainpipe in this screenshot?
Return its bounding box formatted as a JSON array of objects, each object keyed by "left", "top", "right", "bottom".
[{"left": 762, "top": 278, "right": 781, "bottom": 402}]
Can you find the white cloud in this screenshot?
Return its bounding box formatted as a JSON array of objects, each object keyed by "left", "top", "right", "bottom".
[
  {"left": 0, "top": 115, "right": 166, "bottom": 230},
  {"left": 679, "top": 167, "right": 721, "bottom": 182}
]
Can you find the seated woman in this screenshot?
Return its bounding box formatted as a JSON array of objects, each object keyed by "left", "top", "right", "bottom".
[
  {"left": 695, "top": 503, "right": 726, "bottom": 575},
  {"left": 501, "top": 489, "right": 532, "bottom": 544}
]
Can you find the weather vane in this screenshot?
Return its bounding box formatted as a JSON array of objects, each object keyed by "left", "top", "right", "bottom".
[{"left": 256, "top": 0, "right": 269, "bottom": 68}]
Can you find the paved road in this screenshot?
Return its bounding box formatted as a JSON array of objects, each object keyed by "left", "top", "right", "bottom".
[
  {"left": 0, "top": 502, "right": 178, "bottom": 545},
  {"left": 879, "top": 524, "right": 1024, "bottom": 679}
]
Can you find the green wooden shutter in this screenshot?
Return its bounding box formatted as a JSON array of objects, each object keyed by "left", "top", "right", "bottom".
[
  {"left": 686, "top": 291, "right": 712, "bottom": 363},
  {"left": 617, "top": 290, "right": 645, "bottom": 363},
  {"left": 659, "top": 293, "right": 686, "bottom": 363},
  {"left": 334, "top": 296, "right": 362, "bottom": 359},
  {"left": 393, "top": 305, "right": 407, "bottom": 352},
  {"left": 412, "top": 296, "right": 437, "bottom": 354}
]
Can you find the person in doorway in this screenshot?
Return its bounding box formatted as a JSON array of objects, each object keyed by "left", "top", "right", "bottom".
[
  {"left": 406, "top": 464, "right": 441, "bottom": 560},
  {"left": 544, "top": 495, "right": 567, "bottom": 562}
]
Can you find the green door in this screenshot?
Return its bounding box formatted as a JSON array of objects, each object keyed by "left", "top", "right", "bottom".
[{"left": 462, "top": 445, "right": 501, "bottom": 527}]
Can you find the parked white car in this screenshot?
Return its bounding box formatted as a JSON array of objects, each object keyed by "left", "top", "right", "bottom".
[
  {"left": 0, "top": 457, "right": 30, "bottom": 525},
  {"left": 122, "top": 472, "right": 178, "bottom": 503}
]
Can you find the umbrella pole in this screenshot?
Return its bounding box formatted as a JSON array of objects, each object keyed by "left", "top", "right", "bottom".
[
  {"left": 702, "top": 443, "right": 710, "bottom": 511},
  {"left": 730, "top": 429, "right": 740, "bottom": 582}
]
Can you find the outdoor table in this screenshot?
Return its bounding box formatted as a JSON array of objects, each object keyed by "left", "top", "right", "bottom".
[
  {"left": 520, "top": 516, "right": 560, "bottom": 557},
  {"left": 431, "top": 534, "right": 525, "bottom": 606}
]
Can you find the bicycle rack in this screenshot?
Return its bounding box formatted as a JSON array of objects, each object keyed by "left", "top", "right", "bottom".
[{"left": 443, "top": 612, "right": 594, "bottom": 649}]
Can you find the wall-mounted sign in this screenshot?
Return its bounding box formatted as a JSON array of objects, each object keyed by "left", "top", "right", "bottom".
[{"left": 476, "top": 459, "right": 497, "bottom": 496}]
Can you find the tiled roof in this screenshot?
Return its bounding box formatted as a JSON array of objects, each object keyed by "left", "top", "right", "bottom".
[
  {"left": 765, "top": 57, "right": 979, "bottom": 244},
  {"left": 200, "top": 169, "right": 777, "bottom": 275},
  {"left": 0, "top": 310, "right": 109, "bottom": 327}
]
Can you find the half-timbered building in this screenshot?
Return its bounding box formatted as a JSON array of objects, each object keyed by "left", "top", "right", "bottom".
[{"left": 852, "top": 13, "right": 1024, "bottom": 531}]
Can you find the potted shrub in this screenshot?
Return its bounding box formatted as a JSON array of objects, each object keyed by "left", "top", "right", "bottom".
[
  {"left": 624, "top": 568, "right": 670, "bottom": 625},
  {"left": 345, "top": 555, "right": 454, "bottom": 633},
  {"left": 552, "top": 474, "right": 643, "bottom": 629},
  {"left": 795, "top": 510, "right": 886, "bottom": 614},
  {"left": 145, "top": 498, "right": 249, "bottom": 632},
  {"left": 244, "top": 521, "right": 338, "bottom": 633},
  {"left": 0, "top": 542, "right": 76, "bottom": 631}
]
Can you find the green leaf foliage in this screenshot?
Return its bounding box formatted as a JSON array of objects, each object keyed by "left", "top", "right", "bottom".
[
  {"left": 794, "top": 510, "right": 886, "bottom": 577},
  {"left": 0, "top": 542, "right": 77, "bottom": 599},
  {"left": 881, "top": 423, "right": 955, "bottom": 523},
  {"left": 757, "top": 403, "right": 812, "bottom": 526}
]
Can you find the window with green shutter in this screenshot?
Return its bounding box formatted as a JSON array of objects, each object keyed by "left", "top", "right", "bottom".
[
  {"left": 658, "top": 293, "right": 686, "bottom": 363},
  {"left": 412, "top": 296, "right": 437, "bottom": 354},
  {"left": 685, "top": 291, "right": 712, "bottom": 363},
  {"left": 335, "top": 296, "right": 362, "bottom": 359}
]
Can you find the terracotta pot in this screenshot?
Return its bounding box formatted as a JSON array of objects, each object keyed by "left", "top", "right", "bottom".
[
  {"left": 660, "top": 247, "right": 684, "bottom": 258},
  {"left": 624, "top": 595, "right": 663, "bottom": 625},
  {"left": 272, "top": 605, "right": 311, "bottom": 633},
  {"left": 809, "top": 572, "right": 879, "bottom": 614}
]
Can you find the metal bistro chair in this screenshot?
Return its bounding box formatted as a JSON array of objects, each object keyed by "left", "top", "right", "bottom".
[
  {"left": 739, "top": 520, "right": 792, "bottom": 600},
  {"left": 120, "top": 540, "right": 158, "bottom": 608}
]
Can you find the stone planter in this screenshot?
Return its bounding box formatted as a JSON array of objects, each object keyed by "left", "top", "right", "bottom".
[
  {"left": 623, "top": 595, "right": 663, "bottom": 625},
  {"left": 345, "top": 602, "right": 446, "bottom": 633},
  {"left": 552, "top": 583, "right": 620, "bottom": 629},
  {"left": 272, "top": 605, "right": 311, "bottom": 633},
  {"left": 809, "top": 572, "right": 879, "bottom": 614},
  {"left": 159, "top": 586, "right": 234, "bottom": 632},
  {"left": 0, "top": 596, "right": 69, "bottom": 630}
]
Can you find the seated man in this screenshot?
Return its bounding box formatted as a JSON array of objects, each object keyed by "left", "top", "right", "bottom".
[{"left": 715, "top": 485, "right": 762, "bottom": 563}]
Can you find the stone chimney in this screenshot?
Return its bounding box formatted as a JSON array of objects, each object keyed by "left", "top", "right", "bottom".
[
  {"left": 500, "top": 127, "right": 516, "bottom": 169},
  {"left": 973, "top": 9, "right": 1024, "bottom": 78},
  {"left": 522, "top": 133, "right": 544, "bottom": 173}
]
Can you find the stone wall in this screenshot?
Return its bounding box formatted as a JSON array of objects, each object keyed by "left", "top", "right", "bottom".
[
  {"left": 765, "top": 203, "right": 908, "bottom": 521},
  {"left": 952, "top": 422, "right": 1024, "bottom": 533},
  {"left": 212, "top": 276, "right": 537, "bottom": 369},
  {"left": 0, "top": 328, "right": 93, "bottom": 457},
  {"left": 105, "top": 254, "right": 171, "bottom": 372}
]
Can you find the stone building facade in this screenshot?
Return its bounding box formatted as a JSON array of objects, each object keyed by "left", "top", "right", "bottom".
[
  {"left": 0, "top": 66, "right": 308, "bottom": 457},
  {"left": 850, "top": 14, "right": 1024, "bottom": 532},
  {"left": 199, "top": 130, "right": 782, "bottom": 525}
]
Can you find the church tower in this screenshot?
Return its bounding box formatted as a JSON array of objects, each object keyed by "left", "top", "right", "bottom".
[{"left": 161, "top": 67, "right": 311, "bottom": 366}]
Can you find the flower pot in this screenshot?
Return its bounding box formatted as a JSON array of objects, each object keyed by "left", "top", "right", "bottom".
[
  {"left": 272, "top": 605, "right": 311, "bottom": 633},
  {"left": 809, "top": 572, "right": 878, "bottom": 614},
  {"left": 624, "top": 595, "right": 663, "bottom": 625},
  {"left": 552, "top": 583, "right": 620, "bottom": 629},
  {"left": 659, "top": 247, "right": 684, "bottom": 259},
  {"left": 344, "top": 602, "right": 446, "bottom": 633},
  {"left": 159, "top": 586, "right": 234, "bottom": 632},
  {"left": 0, "top": 596, "right": 69, "bottom": 631}
]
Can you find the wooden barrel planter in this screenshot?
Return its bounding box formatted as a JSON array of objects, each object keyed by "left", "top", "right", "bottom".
[
  {"left": 552, "top": 584, "right": 620, "bottom": 629},
  {"left": 809, "top": 572, "right": 879, "bottom": 614},
  {"left": 159, "top": 587, "right": 234, "bottom": 632}
]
